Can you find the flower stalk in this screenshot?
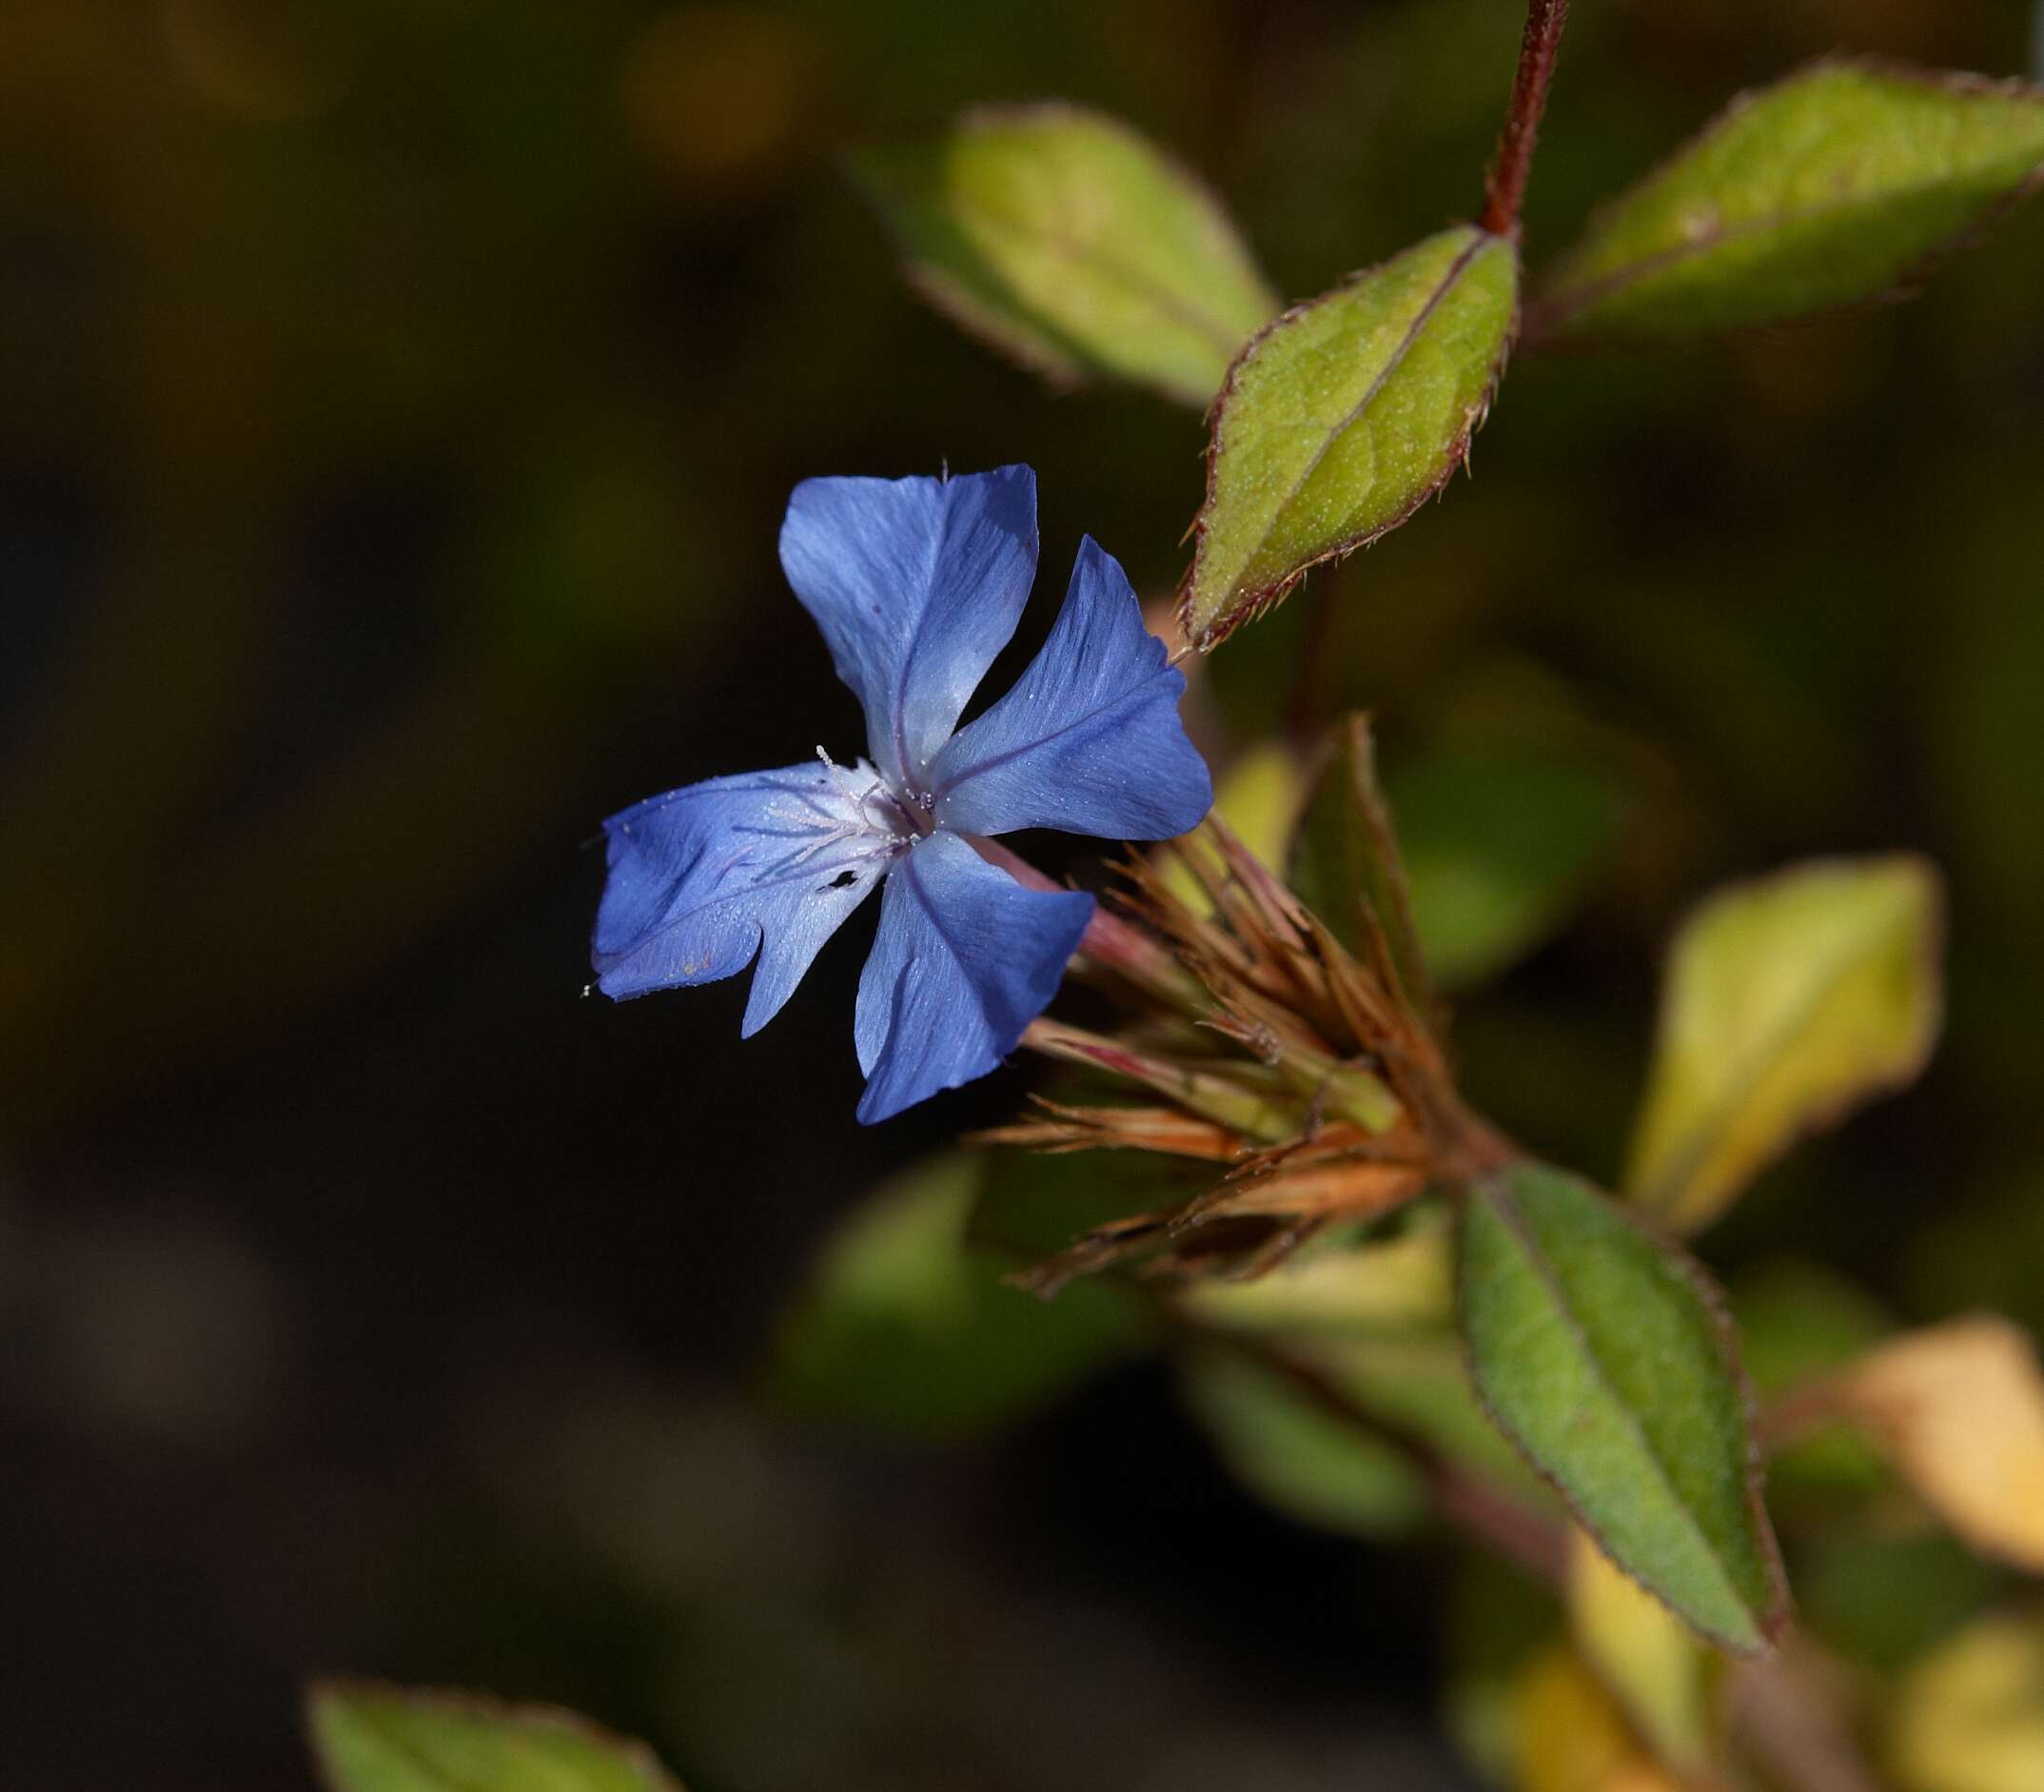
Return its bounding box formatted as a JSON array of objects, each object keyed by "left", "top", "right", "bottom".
[{"left": 1481, "top": 0, "right": 1571, "bottom": 236}]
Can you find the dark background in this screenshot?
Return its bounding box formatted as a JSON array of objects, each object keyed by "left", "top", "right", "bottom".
[{"left": 5, "top": 1, "right": 2043, "bottom": 1786}]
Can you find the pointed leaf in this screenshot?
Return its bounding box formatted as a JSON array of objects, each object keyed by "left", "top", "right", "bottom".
[
  {"left": 1458, "top": 1161, "right": 1786, "bottom": 1654},
  {"left": 1629, "top": 856, "right": 1942, "bottom": 1233},
  {"left": 773, "top": 1152, "right": 1138, "bottom": 1436},
  {"left": 1179, "top": 226, "right": 1519, "bottom": 648},
  {"left": 1534, "top": 60, "right": 2044, "bottom": 345},
  {"left": 308, "top": 1684, "right": 683, "bottom": 1792},
  {"left": 1287, "top": 714, "right": 1434, "bottom": 1019},
  {"left": 855, "top": 104, "right": 1278, "bottom": 405}
]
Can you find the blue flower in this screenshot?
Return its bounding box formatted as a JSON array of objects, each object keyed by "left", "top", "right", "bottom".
[{"left": 592, "top": 465, "right": 1213, "bottom": 1123}]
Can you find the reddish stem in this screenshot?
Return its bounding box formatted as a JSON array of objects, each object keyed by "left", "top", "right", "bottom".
[{"left": 1480, "top": 0, "right": 1571, "bottom": 237}]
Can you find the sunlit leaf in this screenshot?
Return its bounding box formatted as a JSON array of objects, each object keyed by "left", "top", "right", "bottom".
[
  {"left": 773, "top": 1152, "right": 1139, "bottom": 1436},
  {"left": 1391, "top": 751, "right": 1628, "bottom": 990},
  {"left": 1287, "top": 714, "right": 1433, "bottom": 1019},
  {"left": 855, "top": 103, "right": 1278, "bottom": 405},
  {"left": 1459, "top": 1162, "right": 1786, "bottom": 1653},
  {"left": 1179, "top": 226, "right": 1518, "bottom": 648},
  {"left": 308, "top": 1683, "right": 681, "bottom": 1792},
  {"left": 1830, "top": 1317, "right": 2044, "bottom": 1573},
  {"left": 1628, "top": 856, "right": 1942, "bottom": 1233},
  {"left": 1534, "top": 60, "right": 2044, "bottom": 345},
  {"left": 1890, "top": 1616, "right": 2044, "bottom": 1792},
  {"left": 1567, "top": 1528, "right": 1714, "bottom": 1775},
  {"left": 1178, "top": 1348, "right": 1427, "bottom": 1539}
]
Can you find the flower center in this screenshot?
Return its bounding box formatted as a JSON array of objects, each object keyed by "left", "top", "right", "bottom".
[{"left": 815, "top": 747, "right": 928, "bottom": 854}]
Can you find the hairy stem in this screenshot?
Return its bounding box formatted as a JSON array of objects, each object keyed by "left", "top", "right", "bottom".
[{"left": 1481, "top": 0, "right": 1571, "bottom": 236}]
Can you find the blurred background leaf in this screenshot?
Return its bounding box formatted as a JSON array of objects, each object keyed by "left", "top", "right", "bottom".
[
  {"left": 772, "top": 1152, "right": 1140, "bottom": 1436},
  {"left": 855, "top": 103, "right": 1278, "bottom": 404},
  {"left": 309, "top": 1683, "right": 683, "bottom": 1792},
  {"left": 1627, "top": 856, "right": 1943, "bottom": 1232},
  {"left": 1390, "top": 748, "right": 1631, "bottom": 992},
  {"left": 1888, "top": 1610, "right": 2044, "bottom": 1792},
  {"left": 1818, "top": 1316, "right": 2044, "bottom": 1573},
  {"left": 1177, "top": 1346, "right": 1429, "bottom": 1540}
]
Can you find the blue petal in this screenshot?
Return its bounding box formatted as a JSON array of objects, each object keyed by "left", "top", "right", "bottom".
[
  {"left": 853, "top": 830, "right": 1092, "bottom": 1124},
  {"left": 931, "top": 537, "right": 1213, "bottom": 840},
  {"left": 778, "top": 466, "right": 1037, "bottom": 793},
  {"left": 592, "top": 761, "right": 895, "bottom": 1034}
]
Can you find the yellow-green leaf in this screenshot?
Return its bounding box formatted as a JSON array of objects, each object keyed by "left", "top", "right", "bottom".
[
  {"left": 1628, "top": 856, "right": 1942, "bottom": 1233},
  {"left": 1179, "top": 226, "right": 1519, "bottom": 648},
  {"left": 1459, "top": 1162, "right": 1786, "bottom": 1654},
  {"left": 1534, "top": 60, "right": 2044, "bottom": 345},
  {"left": 308, "top": 1684, "right": 682, "bottom": 1792},
  {"left": 854, "top": 103, "right": 1278, "bottom": 405}
]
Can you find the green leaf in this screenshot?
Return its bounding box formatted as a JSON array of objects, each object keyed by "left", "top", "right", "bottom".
[
  {"left": 1389, "top": 750, "right": 1628, "bottom": 991},
  {"left": 1458, "top": 1161, "right": 1786, "bottom": 1654},
  {"left": 773, "top": 1152, "right": 1140, "bottom": 1436},
  {"left": 308, "top": 1683, "right": 681, "bottom": 1792},
  {"left": 1179, "top": 1348, "right": 1428, "bottom": 1539},
  {"left": 1180, "top": 1327, "right": 1543, "bottom": 1541},
  {"left": 1178, "top": 226, "right": 1519, "bottom": 649},
  {"left": 1628, "top": 856, "right": 1942, "bottom": 1234},
  {"left": 1287, "top": 714, "right": 1433, "bottom": 1019},
  {"left": 854, "top": 103, "right": 1278, "bottom": 405},
  {"left": 1533, "top": 59, "right": 2044, "bottom": 345}
]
